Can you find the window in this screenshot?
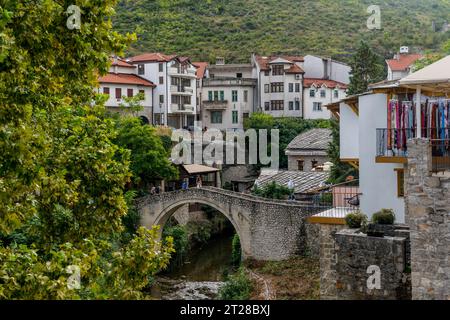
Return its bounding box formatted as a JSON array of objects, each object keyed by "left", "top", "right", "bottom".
[
  {"left": 159, "top": 76, "right": 164, "bottom": 85},
  {"left": 232, "top": 90, "right": 238, "bottom": 102},
  {"left": 244, "top": 90, "right": 248, "bottom": 103},
  {"left": 295, "top": 83, "right": 300, "bottom": 93},
  {"left": 159, "top": 95, "right": 164, "bottom": 104},
  {"left": 271, "top": 82, "right": 284, "bottom": 93},
  {"left": 297, "top": 160, "right": 304, "bottom": 171},
  {"left": 138, "top": 64, "right": 145, "bottom": 75},
  {"left": 232, "top": 111, "right": 238, "bottom": 124},
  {"left": 208, "top": 91, "right": 213, "bottom": 101},
  {"left": 236, "top": 73, "right": 242, "bottom": 78},
  {"left": 334, "top": 90, "right": 339, "bottom": 98},
  {"left": 220, "top": 91, "right": 225, "bottom": 101},
  {"left": 264, "top": 84, "right": 270, "bottom": 93},
  {"left": 312, "top": 159, "right": 318, "bottom": 169},
  {"left": 139, "top": 90, "right": 145, "bottom": 98},
  {"left": 310, "top": 89, "right": 315, "bottom": 97},
  {"left": 272, "top": 65, "right": 284, "bottom": 75},
  {"left": 214, "top": 91, "right": 219, "bottom": 101},
  {"left": 289, "top": 101, "right": 294, "bottom": 110},
  {"left": 396, "top": 169, "right": 405, "bottom": 197},
  {"left": 264, "top": 70, "right": 270, "bottom": 76},
  {"left": 211, "top": 111, "right": 222, "bottom": 124},
  {"left": 103, "top": 87, "right": 110, "bottom": 95},
  {"left": 127, "top": 88, "right": 133, "bottom": 98},
  {"left": 159, "top": 63, "right": 164, "bottom": 72},
  {"left": 320, "top": 90, "right": 326, "bottom": 98},
  {"left": 295, "top": 101, "right": 300, "bottom": 110},
  {"left": 264, "top": 102, "right": 270, "bottom": 111},
  {"left": 115, "top": 88, "right": 122, "bottom": 100},
  {"left": 289, "top": 83, "right": 294, "bottom": 92},
  {"left": 313, "top": 102, "right": 322, "bottom": 111},
  {"left": 271, "top": 100, "right": 284, "bottom": 111}
]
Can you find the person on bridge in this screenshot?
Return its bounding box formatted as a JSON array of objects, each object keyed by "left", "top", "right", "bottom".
[
  {"left": 196, "top": 175, "right": 203, "bottom": 188},
  {"left": 287, "top": 179, "right": 296, "bottom": 201}
]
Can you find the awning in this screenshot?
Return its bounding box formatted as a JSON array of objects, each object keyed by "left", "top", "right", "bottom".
[
  {"left": 182, "top": 164, "right": 220, "bottom": 175},
  {"left": 399, "top": 55, "right": 450, "bottom": 93}
]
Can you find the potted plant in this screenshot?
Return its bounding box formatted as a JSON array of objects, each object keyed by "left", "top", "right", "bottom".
[
  {"left": 345, "top": 211, "right": 368, "bottom": 229},
  {"left": 367, "top": 209, "right": 396, "bottom": 237}
]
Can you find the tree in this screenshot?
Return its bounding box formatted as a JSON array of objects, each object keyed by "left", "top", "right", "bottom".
[
  {"left": 347, "top": 41, "right": 385, "bottom": 95},
  {"left": 327, "top": 120, "right": 358, "bottom": 184},
  {"left": 252, "top": 181, "right": 292, "bottom": 200}
]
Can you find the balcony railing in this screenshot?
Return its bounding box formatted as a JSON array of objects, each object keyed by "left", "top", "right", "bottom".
[
  {"left": 376, "top": 128, "right": 416, "bottom": 158},
  {"left": 431, "top": 139, "right": 450, "bottom": 173},
  {"left": 170, "top": 85, "right": 194, "bottom": 94},
  {"left": 171, "top": 104, "right": 194, "bottom": 113},
  {"left": 202, "top": 78, "right": 257, "bottom": 87},
  {"left": 168, "top": 67, "right": 196, "bottom": 77},
  {"left": 202, "top": 100, "right": 228, "bottom": 110}
]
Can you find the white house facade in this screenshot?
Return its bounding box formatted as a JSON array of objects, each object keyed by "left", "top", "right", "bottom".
[
  {"left": 127, "top": 53, "right": 198, "bottom": 129},
  {"left": 303, "top": 79, "right": 347, "bottom": 119},
  {"left": 98, "top": 58, "right": 155, "bottom": 124}
]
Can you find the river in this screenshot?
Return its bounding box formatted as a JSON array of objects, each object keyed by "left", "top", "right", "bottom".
[{"left": 151, "top": 234, "right": 234, "bottom": 300}]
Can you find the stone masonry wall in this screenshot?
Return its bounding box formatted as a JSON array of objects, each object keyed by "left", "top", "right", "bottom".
[
  {"left": 288, "top": 155, "right": 329, "bottom": 172},
  {"left": 406, "top": 138, "right": 450, "bottom": 300},
  {"left": 333, "top": 229, "right": 410, "bottom": 300}
]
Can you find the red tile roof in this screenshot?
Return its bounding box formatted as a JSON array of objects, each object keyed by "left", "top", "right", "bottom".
[
  {"left": 255, "top": 55, "right": 304, "bottom": 71},
  {"left": 99, "top": 73, "right": 156, "bottom": 87},
  {"left": 111, "top": 58, "right": 136, "bottom": 68},
  {"left": 192, "top": 62, "right": 208, "bottom": 79},
  {"left": 304, "top": 78, "right": 348, "bottom": 89},
  {"left": 128, "top": 52, "right": 177, "bottom": 63},
  {"left": 386, "top": 54, "right": 423, "bottom": 71},
  {"left": 286, "top": 64, "right": 304, "bottom": 74}
]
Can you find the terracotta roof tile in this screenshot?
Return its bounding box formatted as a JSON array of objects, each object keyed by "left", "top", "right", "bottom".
[
  {"left": 304, "top": 78, "right": 348, "bottom": 89},
  {"left": 111, "top": 58, "right": 136, "bottom": 68},
  {"left": 192, "top": 62, "right": 208, "bottom": 79},
  {"left": 255, "top": 55, "right": 304, "bottom": 71},
  {"left": 99, "top": 73, "right": 155, "bottom": 87},
  {"left": 386, "top": 54, "right": 423, "bottom": 72},
  {"left": 128, "top": 52, "right": 177, "bottom": 63}
]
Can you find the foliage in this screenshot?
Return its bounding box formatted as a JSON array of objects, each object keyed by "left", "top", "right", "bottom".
[
  {"left": 113, "top": 0, "right": 450, "bottom": 63},
  {"left": 372, "top": 209, "right": 396, "bottom": 225},
  {"left": 162, "top": 224, "right": 189, "bottom": 269},
  {"left": 0, "top": 0, "right": 174, "bottom": 299},
  {"left": 327, "top": 119, "right": 359, "bottom": 183},
  {"left": 413, "top": 39, "right": 450, "bottom": 70},
  {"left": 345, "top": 211, "right": 368, "bottom": 229},
  {"left": 252, "top": 182, "right": 291, "bottom": 200},
  {"left": 219, "top": 267, "right": 253, "bottom": 300},
  {"left": 0, "top": 227, "right": 174, "bottom": 300},
  {"left": 231, "top": 233, "right": 241, "bottom": 267},
  {"left": 113, "top": 116, "right": 178, "bottom": 187},
  {"left": 187, "top": 220, "right": 213, "bottom": 245},
  {"left": 245, "top": 113, "right": 331, "bottom": 169},
  {"left": 347, "top": 41, "right": 386, "bottom": 95}
]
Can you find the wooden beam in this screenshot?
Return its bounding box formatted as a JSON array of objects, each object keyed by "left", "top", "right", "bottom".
[
  {"left": 307, "top": 216, "right": 346, "bottom": 225},
  {"left": 375, "top": 156, "right": 408, "bottom": 164},
  {"left": 348, "top": 102, "right": 359, "bottom": 116}
]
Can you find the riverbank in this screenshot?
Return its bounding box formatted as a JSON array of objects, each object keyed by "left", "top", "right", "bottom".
[{"left": 246, "top": 257, "right": 320, "bottom": 300}]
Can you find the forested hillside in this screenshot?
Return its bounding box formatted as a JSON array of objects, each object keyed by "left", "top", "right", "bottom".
[{"left": 113, "top": 0, "right": 450, "bottom": 62}]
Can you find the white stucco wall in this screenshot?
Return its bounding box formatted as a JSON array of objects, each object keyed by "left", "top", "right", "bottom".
[
  {"left": 303, "top": 86, "right": 346, "bottom": 119},
  {"left": 358, "top": 94, "right": 405, "bottom": 223},
  {"left": 339, "top": 103, "right": 359, "bottom": 159}
]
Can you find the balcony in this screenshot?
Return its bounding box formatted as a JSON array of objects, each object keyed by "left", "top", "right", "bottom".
[
  {"left": 431, "top": 139, "right": 450, "bottom": 173},
  {"left": 168, "top": 67, "right": 196, "bottom": 78},
  {"left": 376, "top": 128, "right": 416, "bottom": 164},
  {"left": 202, "top": 78, "right": 257, "bottom": 87},
  {"left": 171, "top": 104, "right": 195, "bottom": 114},
  {"left": 202, "top": 100, "right": 228, "bottom": 110},
  {"left": 170, "top": 85, "right": 194, "bottom": 95}
]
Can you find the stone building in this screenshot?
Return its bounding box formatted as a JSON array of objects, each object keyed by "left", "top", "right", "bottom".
[{"left": 285, "top": 128, "right": 332, "bottom": 172}]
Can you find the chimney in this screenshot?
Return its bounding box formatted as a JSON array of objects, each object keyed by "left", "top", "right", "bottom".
[
  {"left": 400, "top": 46, "right": 409, "bottom": 54},
  {"left": 216, "top": 57, "right": 225, "bottom": 66}
]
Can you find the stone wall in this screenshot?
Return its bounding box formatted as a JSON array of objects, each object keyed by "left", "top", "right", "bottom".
[
  {"left": 333, "top": 229, "right": 410, "bottom": 300},
  {"left": 406, "top": 138, "right": 450, "bottom": 300},
  {"left": 288, "top": 155, "right": 329, "bottom": 171},
  {"left": 305, "top": 222, "right": 320, "bottom": 258}
]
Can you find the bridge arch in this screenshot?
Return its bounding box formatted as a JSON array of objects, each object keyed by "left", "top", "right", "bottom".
[{"left": 137, "top": 187, "right": 317, "bottom": 261}]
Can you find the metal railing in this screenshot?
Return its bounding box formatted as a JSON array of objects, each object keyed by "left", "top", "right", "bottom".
[
  {"left": 376, "top": 128, "right": 416, "bottom": 157},
  {"left": 431, "top": 139, "right": 450, "bottom": 173}
]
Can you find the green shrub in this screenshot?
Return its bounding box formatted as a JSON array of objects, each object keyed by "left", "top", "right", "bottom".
[
  {"left": 231, "top": 234, "right": 242, "bottom": 266},
  {"left": 345, "top": 211, "right": 367, "bottom": 229},
  {"left": 219, "top": 268, "right": 253, "bottom": 300},
  {"left": 163, "top": 225, "right": 189, "bottom": 269},
  {"left": 372, "top": 209, "right": 395, "bottom": 225}
]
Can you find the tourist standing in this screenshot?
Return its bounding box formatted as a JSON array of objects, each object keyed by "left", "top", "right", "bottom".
[
  {"left": 288, "top": 179, "right": 295, "bottom": 200},
  {"left": 196, "top": 175, "right": 202, "bottom": 188}
]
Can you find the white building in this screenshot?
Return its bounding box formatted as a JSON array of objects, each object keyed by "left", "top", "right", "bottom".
[
  {"left": 198, "top": 59, "right": 257, "bottom": 131},
  {"left": 127, "top": 53, "right": 198, "bottom": 129},
  {"left": 98, "top": 58, "right": 155, "bottom": 123},
  {"left": 386, "top": 47, "right": 423, "bottom": 81},
  {"left": 303, "top": 55, "right": 351, "bottom": 84},
  {"left": 252, "top": 54, "right": 305, "bottom": 118},
  {"left": 303, "top": 79, "right": 348, "bottom": 119}
]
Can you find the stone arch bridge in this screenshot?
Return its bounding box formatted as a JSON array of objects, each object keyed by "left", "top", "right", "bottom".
[{"left": 136, "top": 187, "right": 320, "bottom": 261}]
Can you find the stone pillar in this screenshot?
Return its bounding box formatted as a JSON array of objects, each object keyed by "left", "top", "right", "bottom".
[
  {"left": 406, "top": 138, "right": 450, "bottom": 300},
  {"left": 319, "top": 223, "right": 345, "bottom": 300}
]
